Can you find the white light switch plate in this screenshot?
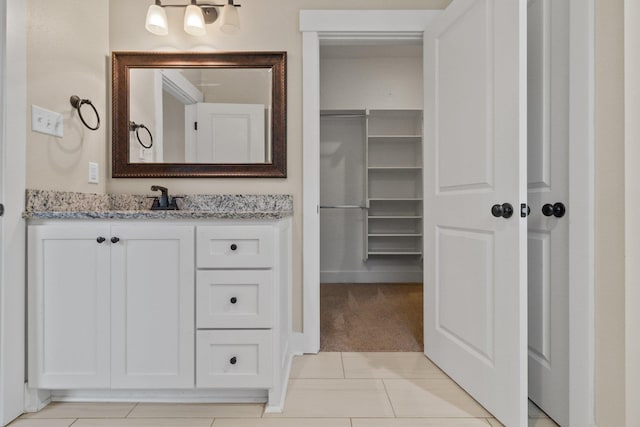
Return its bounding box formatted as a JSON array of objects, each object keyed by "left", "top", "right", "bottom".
[
  {"left": 31, "top": 105, "right": 64, "bottom": 138},
  {"left": 88, "top": 162, "right": 99, "bottom": 184}
]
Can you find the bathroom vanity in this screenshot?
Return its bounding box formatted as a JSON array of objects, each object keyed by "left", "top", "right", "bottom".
[{"left": 24, "top": 190, "right": 293, "bottom": 412}]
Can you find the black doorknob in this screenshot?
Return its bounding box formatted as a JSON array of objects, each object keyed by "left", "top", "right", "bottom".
[
  {"left": 230, "top": 357, "right": 237, "bottom": 365},
  {"left": 96, "top": 236, "right": 106, "bottom": 243},
  {"left": 491, "top": 203, "right": 514, "bottom": 219},
  {"left": 111, "top": 237, "right": 120, "bottom": 244},
  {"left": 542, "top": 202, "right": 566, "bottom": 218}
]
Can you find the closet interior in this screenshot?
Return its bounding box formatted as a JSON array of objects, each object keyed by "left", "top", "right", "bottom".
[{"left": 319, "top": 40, "right": 424, "bottom": 351}]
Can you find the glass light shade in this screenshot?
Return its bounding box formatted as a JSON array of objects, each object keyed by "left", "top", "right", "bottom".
[
  {"left": 145, "top": 4, "right": 168, "bottom": 36},
  {"left": 184, "top": 5, "right": 206, "bottom": 36},
  {"left": 220, "top": 4, "right": 240, "bottom": 35}
]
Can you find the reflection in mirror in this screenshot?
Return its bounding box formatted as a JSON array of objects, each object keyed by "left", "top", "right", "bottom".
[{"left": 129, "top": 68, "right": 272, "bottom": 164}]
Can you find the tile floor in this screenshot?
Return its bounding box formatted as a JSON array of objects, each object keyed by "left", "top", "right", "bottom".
[{"left": 10, "top": 352, "right": 559, "bottom": 427}]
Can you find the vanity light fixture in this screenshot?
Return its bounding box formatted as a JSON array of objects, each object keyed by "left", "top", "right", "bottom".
[{"left": 145, "top": 0, "right": 241, "bottom": 36}]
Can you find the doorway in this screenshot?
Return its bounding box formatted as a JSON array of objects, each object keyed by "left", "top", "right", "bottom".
[
  {"left": 301, "top": 3, "right": 594, "bottom": 427},
  {"left": 318, "top": 41, "right": 425, "bottom": 352}
]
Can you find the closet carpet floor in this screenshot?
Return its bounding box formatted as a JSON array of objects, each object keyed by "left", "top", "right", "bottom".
[{"left": 320, "top": 283, "right": 423, "bottom": 352}]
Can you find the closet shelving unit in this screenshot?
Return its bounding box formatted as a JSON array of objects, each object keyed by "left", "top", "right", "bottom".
[{"left": 365, "top": 109, "right": 423, "bottom": 259}]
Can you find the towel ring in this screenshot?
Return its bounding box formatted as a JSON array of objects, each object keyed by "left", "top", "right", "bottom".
[
  {"left": 70, "top": 95, "right": 100, "bottom": 131},
  {"left": 129, "top": 121, "right": 153, "bottom": 149}
]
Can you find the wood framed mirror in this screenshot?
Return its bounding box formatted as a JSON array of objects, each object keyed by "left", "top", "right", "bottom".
[{"left": 112, "top": 51, "right": 286, "bottom": 178}]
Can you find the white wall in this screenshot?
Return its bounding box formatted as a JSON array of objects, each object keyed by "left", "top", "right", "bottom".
[
  {"left": 320, "top": 49, "right": 423, "bottom": 110},
  {"left": 0, "top": 0, "right": 26, "bottom": 424},
  {"left": 26, "top": 0, "right": 108, "bottom": 193}
]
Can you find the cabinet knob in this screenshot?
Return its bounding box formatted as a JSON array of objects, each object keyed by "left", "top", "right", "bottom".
[
  {"left": 230, "top": 244, "right": 238, "bottom": 251},
  {"left": 230, "top": 297, "right": 238, "bottom": 304},
  {"left": 96, "top": 236, "right": 106, "bottom": 243},
  {"left": 230, "top": 356, "right": 237, "bottom": 365},
  {"left": 111, "top": 237, "right": 120, "bottom": 244}
]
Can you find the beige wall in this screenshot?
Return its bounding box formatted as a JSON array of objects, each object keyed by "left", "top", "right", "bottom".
[
  {"left": 595, "top": 0, "right": 626, "bottom": 425},
  {"left": 107, "top": 0, "right": 450, "bottom": 330},
  {"left": 26, "top": 0, "right": 108, "bottom": 193},
  {"left": 624, "top": 0, "right": 640, "bottom": 425}
]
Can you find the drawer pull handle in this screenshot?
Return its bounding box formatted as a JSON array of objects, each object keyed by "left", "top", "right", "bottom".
[
  {"left": 230, "top": 297, "right": 238, "bottom": 304},
  {"left": 230, "top": 356, "right": 237, "bottom": 365},
  {"left": 111, "top": 237, "right": 120, "bottom": 244},
  {"left": 230, "top": 244, "right": 238, "bottom": 251},
  {"left": 96, "top": 237, "right": 106, "bottom": 243}
]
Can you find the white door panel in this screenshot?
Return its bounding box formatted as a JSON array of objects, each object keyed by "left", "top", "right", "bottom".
[
  {"left": 527, "top": 0, "right": 569, "bottom": 425},
  {"left": 424, "top": 1, "right": 527, "bottom": 426},
  {"left": 187, "top": 103, "right": 265, "bottom": 163}
]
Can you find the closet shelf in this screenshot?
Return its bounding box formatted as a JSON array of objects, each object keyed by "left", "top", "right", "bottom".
[
  {"left": 368, "top": 166, "right": 422, "bottom": 170},
  {"left": 368, "top": 215, "right": 423, "bottom": 219},
  {"left": 368, "top": 233, "right": 422, "bottom": 237},
  {"left": 369, "top": 198, "right": 423, "bottom": 201},
  {"left": 368, "top": 135, "right": 422, "bottom": 139},
  {"left": 368, "top": 251, "right": 423, "bottom": 256}
]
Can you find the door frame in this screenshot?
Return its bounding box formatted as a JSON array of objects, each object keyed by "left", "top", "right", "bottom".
[
  {"left": 0, "top": 0, "right": 27, "bottom": 425},
  {"left": 300, "top": 4, "right": 595, "bottom": 426}
]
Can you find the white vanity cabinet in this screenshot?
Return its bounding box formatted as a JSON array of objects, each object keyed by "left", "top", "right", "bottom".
[
  {"left": 27, "top": 217, "right": 293, "bottom": 412},
  {"left": 28, "top": 223, "right": 195, "bottom": 390}
]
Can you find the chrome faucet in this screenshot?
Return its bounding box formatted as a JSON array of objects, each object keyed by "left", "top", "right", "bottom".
[{"left": 150, "top": 185, "right": 179, "bottom": 210}]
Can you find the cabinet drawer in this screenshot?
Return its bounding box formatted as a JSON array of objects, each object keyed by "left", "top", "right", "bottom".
[
  {"left": 197, "top": 226, "right": 274, "bottom": 269},
  {"left": 197, "top": 270, "right": 272, "bottom": 329},
  {"left": 196, "top": 330, "right": 272, "bottom": 389}
]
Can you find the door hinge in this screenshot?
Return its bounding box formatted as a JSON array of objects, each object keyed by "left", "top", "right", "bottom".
[
  {"left": 520, "top": 203, "right": 530, "bottom": 218},
  {"left": 194, "top": 122, "right": 198, "bottom": 131}
]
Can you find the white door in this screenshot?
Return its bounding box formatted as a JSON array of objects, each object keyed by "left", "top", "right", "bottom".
[
  {"left": 186, "top": 103, "right": 265, "bottom": 163},
  {"left": 423, "top": 1, "right": 527, "bottom": 426},
  {"left": 527, "top": 0, "right": 569, "bottom": 424},
  {"left": 110, "top": 225, "right": 195, "bottom": 389}
]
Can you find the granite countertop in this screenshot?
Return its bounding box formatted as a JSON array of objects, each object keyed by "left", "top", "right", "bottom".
[{"left": 23, "top": 190, "right": 293, "bottom": 220}]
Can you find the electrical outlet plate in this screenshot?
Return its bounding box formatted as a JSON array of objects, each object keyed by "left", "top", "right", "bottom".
[
  {"left": 31, "top": 105, "right": 64, "bottom": 138},
  {"left": 88, "top": 162, "right": 99, "bottom": 184}
]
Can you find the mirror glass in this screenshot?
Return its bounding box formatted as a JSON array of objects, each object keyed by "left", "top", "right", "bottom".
[
  {"left": 112, "top": 51, "right": 286, "bottom": 178},
  {"left": 129, "top": 68, "right": 272, "bottom": 164}
]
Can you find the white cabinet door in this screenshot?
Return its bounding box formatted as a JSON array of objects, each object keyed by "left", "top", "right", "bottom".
[
  {"left": 527, "top": 0, "right": 569, "bottom": 424},
  {"left": 423, "top": 1, "right": 527, "bottom": 426},
  {"left": 28, "top": 225, "right": 111, "bottom": 389},
  {"left": 110, "top": 225, "right": 195, "bottom": 389}
]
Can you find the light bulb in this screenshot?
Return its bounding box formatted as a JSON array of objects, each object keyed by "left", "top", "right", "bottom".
[
  {"left": 220, "top": 4, "right": 240, "bottom": 35},
  {"left": 145, "top": 4, "right": 168, "bottom": 36},
  {"left": 184, "top": 4, "right": 206, "bottom": 36}
]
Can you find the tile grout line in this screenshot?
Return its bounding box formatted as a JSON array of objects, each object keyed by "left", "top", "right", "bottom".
[
  {"left": 125, "top": 402, "right": 139, "bottom": 418},
  {"left": 380, "top": 378, "right": 397, "bottom": 418}
]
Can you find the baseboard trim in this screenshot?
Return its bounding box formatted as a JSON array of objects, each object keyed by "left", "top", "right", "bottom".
[{"left": 49, "top": 389, "right": 267, "bottom": 404}]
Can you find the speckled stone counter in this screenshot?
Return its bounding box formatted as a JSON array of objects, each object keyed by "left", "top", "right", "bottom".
[{"left": 23, "top": 189, "right": 293, "bottom": 220}]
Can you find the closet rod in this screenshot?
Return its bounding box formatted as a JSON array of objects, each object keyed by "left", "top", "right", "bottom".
[{"left": 320, "top": 205, "right": 367, "bottom": 209}]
